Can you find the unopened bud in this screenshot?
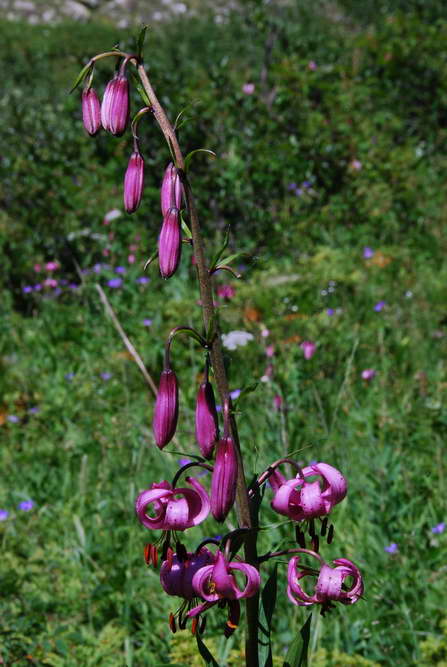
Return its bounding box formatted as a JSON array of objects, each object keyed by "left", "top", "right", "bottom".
[
  {"left": 161, "top": 162, "right": 182, "bottom": 216},
  {"left": 153, "top": 369, "right": 179, "bottom": 448},
  {"left": 101, "top": 74, "right": 129, "bottom": 136},
  {"left": 195, "top": 381, "right": 219, "bottom": 459},
  {"left": 158, "top": 208, "right": 182, "bottom": 279},
  {"left": 82, "top": 88, "right": 101, "bottom": 136},
  {"left": 124, "top": 151, "right": 144, "bottom": 213},
  {"left": 211, "top": 437, "right": 238, "bottom": 522}
]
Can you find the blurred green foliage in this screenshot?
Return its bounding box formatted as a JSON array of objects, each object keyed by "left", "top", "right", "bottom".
[{"left": 1, "top": 3, "right": 447, "bottom": 666}]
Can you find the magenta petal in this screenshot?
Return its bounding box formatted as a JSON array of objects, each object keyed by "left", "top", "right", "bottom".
[
  {"left": 315, "top": 563, "right": 344, "bottom": 601},
  {"left": 268, "top": 468, "right": 287, "bottom": 494},
  {"left": 192, "top": 564, "right": 219, "bottom": 602},
  {"left": 211, "top": 437, "right": 238, "bottom": 522},
  {"left": 195, "top": 381, "right": 219, "bottom": 459},
  {"left": 187, "top": 600, "right": 216, "bottom": 618},
  {"left": 307, "top": 462, "right": 347, "bottom": 507},
  {"left": 184, "top": 477, "right": 210, "bottom": 526},
  {"left": 124, "top": 151, "right": 144, "bottom": 213},
  {"left": 161, "top": 548, "right": 215, "bottom": 599},
  {"left": 164, "top": 495, "right": 191, "bottom": 530},
  {"left": 271, "top": 478, "right": 306, "bottom": 521},
  {"left": 212, "top": 551, "right": 238, "bottom": 600},
  {"left": 287, "top": 556, "right": 317, "bottom": 605},
  {"left": 158, "top": 208, "right": 182, "bottom": 279},
  {"left": 82, "top": 88, "right": 101, "bottom": 136},
  {"left": 135, "top": 486, "right": 172, "bottom": 529},
  {"left": 161, "top": 163, "right": 183, "bottom": 216},
  {"left": 298, "top": 480, "right": 327, "bottom": 518},
  {"left": 228, "top": 561, "right": 261, "bottom": 599},
  {"left": 332, "top": 558, "right": 364, "bottom": 603},
  {"left": 153, "top": 369, "right": 179, "bottom": 448}
]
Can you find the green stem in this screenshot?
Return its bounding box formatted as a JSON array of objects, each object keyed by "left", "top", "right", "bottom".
[{"left": 137, "top": 62, "right": 259, "bottom": 666}]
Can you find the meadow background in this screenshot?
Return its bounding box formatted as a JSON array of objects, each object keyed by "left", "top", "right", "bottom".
[{"left": 1, "top": 0, "right": 447, "bottom": 664}]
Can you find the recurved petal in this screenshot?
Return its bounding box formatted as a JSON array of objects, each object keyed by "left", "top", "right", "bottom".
[
  {"left": 267, "top": 468, "right": 287, "bottom": 494},
  {"left": 303, "top": 462, "right": 347, "bottom": 507},
  {"left": 228, "top": 561, "right": 261, "bottom": 599},
  {"left": 212, "top": 551, "right": 238, "bottom": 599},
  {"left": 298, "top": 480, "right": 327, "bottom": 518},
  {"left": 315, "top": 563, "right": 344, "bottom": 602},
  {"left": 135, "top": 486, "right": 172, "bottom": 529},
  {"left": 163, "top": 495, "right": 192, "bottom": 530},
  {"left": 287, "top": 556, "right": 317, "bottom": 605},
  {"left": 184, "top": 476, "right": 211, "bottom": 526},
  {"left": 271, "top": 478, "right": 306, "bottom": 521},
  {"left": 332, "top": 558, "right": 364, "bottom": 603},
  {"left": 192, "top": 564, "right": 220, "bottom": 602}
]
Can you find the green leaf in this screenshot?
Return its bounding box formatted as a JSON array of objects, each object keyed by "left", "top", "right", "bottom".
[
  {"left": 217, "top": 251, "right": 245, "bottom": 267},
  {"left": 69, "top": 62, "right": 92, "bottom": 93},
  {"left": 169, "top": 327, "right": 207, "bottom": 348},
  {"left": 233, "top": 382, "right": 258, "bottom": 408},
  {"left": 180, "top": 211, "right": 192, "bottom": 239},
  {"left": 143, "top": 248, "right": 158, "bottom": 271},
  {"left": 210, "top": 225, "right": 231, "bottom": 272},
  {"left": 258, "top": 564, "right": 278, "bottom": 667},
  {"left": 196, "top": 634, "right": 219, "bottom": 667},
  {"left": 184, "top": 148, "right": 216, "bottom": 172},
  {"left": 130, "top": 70, "right": 151, "bottom": 106},
  {"left": 136, "top": 25, "right": 148, "bottom": 60},
  {"left": 283, "top": 614, "right": 312, "bottom": 667}
]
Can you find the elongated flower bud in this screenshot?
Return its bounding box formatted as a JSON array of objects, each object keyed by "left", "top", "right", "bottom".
[
  {"left": 82, "top": 88, "right": 101, "bottom": 136},
  {"left": 101, "top": 74, "right": 129, "bottom": 136},
  {"left": 124, "top": 151, "right": 144, "bottom": 213},
  {"left": 153, "top": 369, "right": 178, "bottom": 448},
  {"left": 161, "top": 162, "right": 182, "bottom": 216},
  {"left": 159, "top": 208, "right": 181, "bottom": 279},
  {"left": 195, "top": 381, "right": 219, "bottom": 459},
  {"left": 211, "top": 437, "right": 238, "bottom": 522}
]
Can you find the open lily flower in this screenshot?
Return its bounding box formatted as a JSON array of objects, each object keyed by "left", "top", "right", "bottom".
[
  {"left": 135, "top": 477, "right": 210, "bottom": 531},
  {"left": 271, "top": 462, "right": 347, "bottom": 521},
  {"left": 160, "top": 547, "right": 215, "bottom": 600},
  {"left": 191, "top": 550, "right": 260, "bottom": 604},
  {"left": 287, "top": 553, "right": 363, "bottom": 607}
]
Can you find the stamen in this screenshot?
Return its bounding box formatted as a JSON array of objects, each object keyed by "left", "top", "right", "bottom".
[
  {"left": 311, "top": 535, "right": 320, "bottom": 553},
  {"left": 320, "top": 517, "right": 328, "bottom": 537},
  {"left": 191, "top": 617, "right": 198, "bottom": 635},
  {"left": 295, "top": 526, "right": 306, "bottom": 548},
  {"left": 308, "top": 518, "right": 316, "bottom": 537},
  {"left": 169, "top": 613, "right": 177, "bottom": 633},
  {"left": 327, "top": 524, "right": 334, "bottom": 544},
  {"left": 144, "top": 543, "right": 152, "bottom": 565}
]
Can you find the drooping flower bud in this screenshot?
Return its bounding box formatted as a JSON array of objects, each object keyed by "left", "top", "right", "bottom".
[
  {"left": 82, "top": 88, "right": 101, "bottom": 136},
  {"left": 161, "top": 162, "right": 182, "bottom": 216},
  {"left": 211, "top": 437, "right": 238, "bottom": 522},
  {"left": 124, "top": 151, "right": 144, "bottom": 213},
  {"left": 101, "top": 74, "right": 129, "bottom": 137},
  {"left": 195, "top": 381, "right": 219, "bottom": 459},
  {"left": 158, "top": 208, "right": 181, "bottom": 279},
  {"left": 153, "top": 369, "right": 178, "bottom": 448}
]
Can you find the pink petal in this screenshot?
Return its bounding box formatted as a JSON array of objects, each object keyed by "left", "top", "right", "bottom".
[
  {"left": 185, "top": 477, "right": 211, "bottom": 525},
  {"left": 287, "top": 557, "right": 317, "bottom": 604},
  {"left": 135, "top": 487, "right": 171, "bottom": 529},
  {"left": 271, "top": 478, "right": 307, "bottom": 521},
  {"left": 298, "top": 480, "right": 327, "bottom": 518},
  {"left": 332, "top": 558, "right": 364, "bottom": 603},
  {"left": 192, "top": 565, "right": 220, "bottom": 602},
  {"left": 228, "top": 561, "right": 261, "bottom": 599},
  {"left": 309, "top": 462, "right": 347, "bottom": 506},
  {"left": 315, "top": 563, "right": 344, "bottom": 601},
  {"left": 212, "top": 551, "right": 239, "bottom": 600}
]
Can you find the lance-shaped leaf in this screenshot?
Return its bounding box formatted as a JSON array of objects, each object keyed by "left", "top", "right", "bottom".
[
  {"left": 136, "top": 24, "right": 148, "bottom": 60},
  {"left": 69, "top": 62, "right": 92, "bottom": 94},
  {"left": 184, "top": 148, "right": 217, "bottom": 172},
  {"left": 258, "top": 564, "right": 278, "bottom": 667},
  {"left": 283, "top": 613, "right": 312, "bottom": 667}
]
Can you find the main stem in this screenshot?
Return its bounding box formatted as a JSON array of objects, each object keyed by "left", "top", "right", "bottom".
[{"left": 137, "top": 63, "right": 259, "bottom": 665}]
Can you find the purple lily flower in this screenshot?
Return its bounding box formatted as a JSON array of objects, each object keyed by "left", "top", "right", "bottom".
[
  {"left": 191, "top": 550, "right": 260, "bottom": 603},
  {"left": 101, "top": 73, "right": 130, "bottom": 137},
  {"left": 161, "top": 163, "right": 183, "bottom": 217},
  {"left": 195, "top": 381, "right": 219, "bottom": 459},
  {"left": 82, "top": 88, "right": 101, "bottom": 136},
  {"left": 210, "top": 437, "right": 238, "bottom": 522},
  {"left": 158, "top": 208, "right": 182, "bottom": 279},
  {"left": 287, "top": 552, "right": 363, "bottom": 607},
  {"left": 135, "top": 477, "right": 210, "bottom": 531},
  {"left": 160, "top": 547, "right": 215, "bottom": 599},
  {"left": 153, "top": 369, "right": 179, "bottom": 449},
  {"left": 271, "top": 462, "right": 347, "bottom": 521},
  {"left": 124, "top": 150, "right": 144, "bottom": 213}
]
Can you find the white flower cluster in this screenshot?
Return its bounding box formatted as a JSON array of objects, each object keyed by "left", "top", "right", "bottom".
[{"left": 221, "top": 331, "right": 254, "bottom": 351}]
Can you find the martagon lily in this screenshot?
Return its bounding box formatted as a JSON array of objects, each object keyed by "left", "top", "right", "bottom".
[
  {"left": 287, "top": 551, "right": 363, "bottom": 609},
  {"left": 135, "top": 477, "right": 210, "bottom": 531},
  {"left": 270, "top": 462, "right": 347, "bottom": 521}
]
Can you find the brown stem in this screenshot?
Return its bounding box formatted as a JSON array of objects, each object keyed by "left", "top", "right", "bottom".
[{"left": 136, "top": 62, "right": 259, "bottom": 666}]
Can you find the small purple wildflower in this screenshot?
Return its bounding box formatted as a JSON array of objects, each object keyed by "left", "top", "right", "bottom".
[
  {"left": 100, "top": 372, "right": 112, "bottom": 381},
  {"left": 0, "top": 509, "right": 9, "bottom": 521},
  {"left": 18, "top": 500, "right": 34, "bottom": 512},
  {"left": 363, "top": 247, "right": 374, "bottom": 259},
  {"left": 115, "top": 266, "right": 126, "bottom": 274},
  {"left": 7, "top": 415, "right": 20, "bottom": 423},
  {"left": 230, "top": 389, "right": 241, "bottom": 400},
  {"left": 65, "top": 372, "right": 75, "bottom": 381},
  {"left": 361, "top": 369, "right": 376, "bottom": 381},
  {"left": 107, "top": 278, "right": 123, "bottom": 288},
  {"left": 295, "top": 188, "right": 303, "bottom": 197},
  {"left": 68, "top": 283, "right": 79, "bottom": 289},
  {"left": 28, "top": 407, "right": 40, "bottom": 415},
  {"left": 22, "top": 286, "right": 33, "bottom": 294},
  {"left": 137, "top": 276, "right": 150, "bottom": 284},
  {"left": 327, "top": 308, "right": 335, "bottom": 316},
  {"left": 93, "top": 264, "right": 102, "bottom": 274},
  {"left": 143, "top": 318, "right": 153, "bottom": 327},
  {"left": 384, "top": 542, "right": 398, "bottom": 554},
  {"left": 432, "top": 522, "right": 445, "bottom": 534},
  {"left": 374, "top": 301, "right": 386, "bottom": 312},
  {"left": 33, "top": 284, "right": 42, "bottom": 291},
  {"left": 308, "top": 60, "right": 318, "bottom": 71},
  {"left": 302, "top": 180, "right": 311, "bottom": 188},
  {"left": 287, "top": 182, "right": 297, "bottom": 191},
  {"left": 242, "top": 82, "right": 255, "bottom": 95}
]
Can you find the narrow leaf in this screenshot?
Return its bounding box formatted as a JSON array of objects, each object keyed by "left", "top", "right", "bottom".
[
  {"left": 196, "top": 634, "right": 219, "bottom": 667},
  {"left": 136, "top": 25, "right": 148, "bottom": 60},
  {"left": 69, "top": 62, "right": 92, "bottom": 94},
  {"left": 258, "top": 564, "right": 278, "bottom": 667},
  {"left": 217, "top": 252, "right": 245, "bottom": 267},
  {"left": 283, "top": 613, "right": 312, "bottom": 667},
  {"left": 210, "top": 225, "right": 231, "bottom": 272},
  {"left": 180, "top": 211, "right": 192, "bottom": 239},
  {"left": 143, "top": 248, "right": 158, "bottom": 271},
  {"left": 130, "top": 70, "right": 151, "bottom": 106},
  {"left": 184, "top": 148, "right": 216, "bottom": 172}
]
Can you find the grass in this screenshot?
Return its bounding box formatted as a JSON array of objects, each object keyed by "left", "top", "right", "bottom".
[{"left": 1, "top": 221, "right": 446, "bottom": 665}]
